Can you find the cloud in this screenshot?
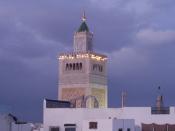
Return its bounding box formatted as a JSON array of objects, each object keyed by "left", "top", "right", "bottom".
[
  {"left": 107, "top": 36, "right": 175, "bottom": 106},
  {"left": 108, "top": 47, "right": 148, "bottom": 76},
  {"left": 136, "top": 29, "right": 175, "bottom": 45},
  {"left": 89, "top": 0, "right": 121, "bottom": 10},
  {"left": 0, "top": 5, "right": 69, "bottom": 121},
  {"left": 122, "top": 0, "right": 153, "bottom": 15},
  {"left": 0, "top": 0, "right": 175, "bottom": 122},
  {"left": 89, "top": 0, "right": 153, "bottom": 15}
]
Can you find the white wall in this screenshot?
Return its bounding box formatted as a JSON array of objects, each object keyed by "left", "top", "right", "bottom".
[
  {"left": 44, "top": 99, "right": 175, "bottom": 131},
  {"left": 11, "top": 122, "right": 44, "bottom": 131},
  {"left": 0, "top": 113, "right": 13, "bottom": 131},
  {"left": 82, "top": 119, "right": 113, "bottom": 131},
  {"left": 113, "top": 119, "right": 135, "bottom": 131},
  {"left": 11, "top": 122, "right": 33, "bottom": 131},
  {"left": 33, "top": 128, "right": 44, "bottom": 131},
  {"left": 118, "top": 107, "right": 175, "bottom": 126},
  {"left": 82, "top": 119, "right": 135, "bottom": 131}
]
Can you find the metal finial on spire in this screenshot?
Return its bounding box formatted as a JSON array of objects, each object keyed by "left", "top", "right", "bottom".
[{"left": 82, "top": 11, "right": 86, "bottom": 22}]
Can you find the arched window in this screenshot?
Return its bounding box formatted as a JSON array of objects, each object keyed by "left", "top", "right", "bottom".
[
  {"left": 79, "top": 63, "right": 82, "bottom": 70},
  {"left": 66, "top": 63, "right": 69, "bottom": 70},
  {"left": 93, "top": 64, "right": 97, "bottom": 71},
  {"left": 69, "top": 63, "right": 72, "bottom": 70},
  {"left": 76, "top": 63, "right": 79, "bottom": 70},
  {"left": 93, "top": 64, "right": 95, "bottom": 70},
  {"left": 73, "top": 63, "right": 76, "bottom": 70},
  {"left": 98, "top": 65, "right": 101, "bottom": 71}
]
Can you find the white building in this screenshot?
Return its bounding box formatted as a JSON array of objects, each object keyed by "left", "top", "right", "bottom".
[
  {"left": 43, "top": 99, "right": 175, "bottom": 131},
  {"left": 0, "top": 113, "right": 14, "bottom": 131},
  {"left": 0, "top": 105, "right": 43, "bottom": 131},
  {"left": 43, "top": 13, "right": 175, "bottom": 131},
  {"left": 11, "top": 122, "right": 34, "bottom": 131},
  {"left": 0, "top": 106, "right": 16, "bottom": 131},
  {"left": 43, "top": 100, "right": 135, "bottom": 131}
]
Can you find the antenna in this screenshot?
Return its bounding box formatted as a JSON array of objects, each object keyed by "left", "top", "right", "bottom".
[{"left": 121, "top": 91, "right": 127, "bottom": 108}]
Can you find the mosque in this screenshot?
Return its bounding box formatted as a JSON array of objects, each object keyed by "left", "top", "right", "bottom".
[
  {"left": 1, "top": 12, "right": 175, "bottom": 131},
  {"left": 43, "top": 13, "right": 175, "bottom": 131}
]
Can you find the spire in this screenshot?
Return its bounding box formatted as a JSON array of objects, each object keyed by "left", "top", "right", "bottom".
[
  {"left": 74, "top": 12, "right": 93, "bottom": 52},
  {"left": 82, "top": 11, "right": 86, "bottom": 22},
  {"left": 77, "top": 11, "right": 89, "bottom": 32}
]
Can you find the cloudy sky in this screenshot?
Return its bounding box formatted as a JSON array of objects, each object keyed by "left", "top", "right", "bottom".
[{"left": 0, "top": 0, "right": 175, "bottom": 122}]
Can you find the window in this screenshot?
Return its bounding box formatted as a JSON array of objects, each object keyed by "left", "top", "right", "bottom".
[
  {"left": 73, "top": 63, "right": 75, "bottom": 70},
  {"left": 89, "top": 122, "right": 97, "bottom": 129},
  {"left": 93, "top": 64, "right": 97, "bottom": 70},
  {"left": 66, "top": 64, "right": 69, "bottom": 70},
  {"left": 76, "top": 63, "right": 79, "bottom": 70},
  {"left": 50, "top": 127, "right": 59, "bottom": 131},
  {"left": 127, "top": 128, "right": 131, "bottom": 131},
  {"left": 93, "top": 64, "right": 103, "bottom": 72},
  {"left": 79, "top": 63, "right": 82, "bottom": 70},
  {"left": 65, "top": 128, "right": 76, "bottom": 131},
  {"left": 118, "top": 128, "right": 122, "bottom": 131},
  {"left": 66, "top": 63, "right": 82, "bottom": 71},
  {"left": 64, "top": 124, "right": 76, "bottom": 131},
  {"left": 69, "top": 64, "right": 72, "bottom": 70},
  {"left": 99, "top": 66, "right": 103, "bottom": 72}
]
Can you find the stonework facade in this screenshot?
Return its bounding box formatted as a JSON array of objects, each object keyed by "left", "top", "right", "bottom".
[
  {"left": 74, "top": 32, "right": 93, "bottom": 52},
  {"left": 58, "top": 15, "right": 108, "bottom": 108}
]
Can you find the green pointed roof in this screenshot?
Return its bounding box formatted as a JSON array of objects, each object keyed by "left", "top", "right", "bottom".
[{"left": 77, "top": 21, "right": 89, "bottom": 32}]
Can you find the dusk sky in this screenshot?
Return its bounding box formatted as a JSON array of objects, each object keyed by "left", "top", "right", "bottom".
[{"left": 0, "top": 0, "right": 175, "bottom": 122}]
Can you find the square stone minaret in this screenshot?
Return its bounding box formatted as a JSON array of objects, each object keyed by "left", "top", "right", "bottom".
[{"left": 58, "top": 13, "right": 108, "bottom": 108}]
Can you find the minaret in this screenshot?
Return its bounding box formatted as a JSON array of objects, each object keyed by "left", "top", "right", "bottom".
[
  {"left": 73, "top": 12, "right": 93, "bottom": 52},
  {"left": 58, "top": 12, "right": 108, "bottom": 108}
]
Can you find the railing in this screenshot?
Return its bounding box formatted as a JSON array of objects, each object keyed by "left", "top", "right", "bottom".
[{"left": 151, "top": 107, "right": 170, "bottom": 114}]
